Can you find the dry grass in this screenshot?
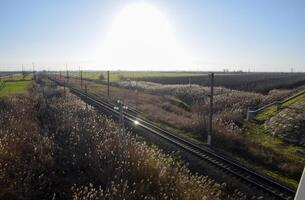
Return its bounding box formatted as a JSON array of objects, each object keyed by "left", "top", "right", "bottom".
[
  {"left": 121, "top": 81, "right": 305, "bottom": 181},
  {"left": 58, "top": 75, "right": 305, "bottom": 186},
  {"left": 0, "top": 82, "right": 246, "bottom": 200}
]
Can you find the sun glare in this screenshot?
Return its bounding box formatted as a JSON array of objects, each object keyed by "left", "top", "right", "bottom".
[{"left": 99, "top": 3, "right": 191, "bottom": 70}]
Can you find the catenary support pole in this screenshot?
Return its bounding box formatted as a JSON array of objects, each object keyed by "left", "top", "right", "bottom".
[
  {"left": 85, "top": 84, "right": 88, "bottom": 110},
  {"left": 207, "top": 73, "right": 214, "bottom": 146},
  {"left": 107, "top": 70, "right": 110, "bottom": 97},
  {"left": 32, "top": 62, "right": 35, "bottom": 81},
  {"left": 63, "top": 80, "right": 66, "bottom": 95},
  {"left": 66, "top": 64, "right": 69, "bottom": 84},
  {"left": 80, "top": 70, "right": 83, "bottom": 89},
  {"left": 22, "top": 64, "right": 25, "bottom": 80}
]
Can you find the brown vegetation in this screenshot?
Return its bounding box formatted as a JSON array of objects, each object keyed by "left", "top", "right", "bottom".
[
  {"left": 0, "top": 83, "right": 245, "bottom": 200},
  {"left": 60, "top": 75, "right": 305, "bottom": 185},
  {"left": 137, "top": 72, "right": 305, "bottom": 93}
]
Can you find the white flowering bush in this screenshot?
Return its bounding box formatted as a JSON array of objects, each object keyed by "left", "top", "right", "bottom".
[
  {"left": 265, "top": 101, "right": 305, "bottom": 146},
  {"left": 117, "top": 81, "right": 231, "bottom": 104}
]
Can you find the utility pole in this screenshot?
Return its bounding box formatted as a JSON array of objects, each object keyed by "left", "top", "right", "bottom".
[
  {"left": 32, "top": 62, "right": 36, "bottom": 81},
  {"left": 66, "top": 64, "right": 69, "bottom": 84},
  {"left": 63, "top": 79, "right": 66, "bottom": 94},
  {"left": 79, "top": 66, "right": 82, "bottom": 89},
  {"left": 22, "top": 64, "right": 25, "bottom": 80},
  {"left": 189, "top": 77, "right": 192, "bottom": 93},
  {"left": 80, "top": 70, "right": 83, "bottom": 89},
  {"left": 78, "top": 66, "right": 80, "bottom": 77},
  {"left": 107, "top": 70, "right": 110, "bottom": 97},
  {"left": 85, "top": 84, "right": 88, "bottom": 110},
  {"left": 135, "top": 80, "right": 138, "bottom": 110},
  {"left": 207, "top": 73, "right": 214, "bottom": 146}
]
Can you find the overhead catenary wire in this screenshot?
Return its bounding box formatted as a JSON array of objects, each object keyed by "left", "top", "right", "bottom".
[{"left": 48, "top": 74, "right": 296, "bottom": 200}]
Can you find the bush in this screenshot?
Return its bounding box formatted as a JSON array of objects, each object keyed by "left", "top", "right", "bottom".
[
  {"left": 118, "top": 74, "right": 126, "bottom": 81},
  {"left": 212, "top": 119, "right": 303, "bottom": 179},
  {"left": 0, "top": 83, "right": 240, "bottom": 200},
  {"left": 98, "top": 74, "right": 105, "bottom": 80}
]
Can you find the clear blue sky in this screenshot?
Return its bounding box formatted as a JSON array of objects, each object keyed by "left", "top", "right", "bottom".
[{"left": 0, "top": 0, "right": 304, "bottom": 72}]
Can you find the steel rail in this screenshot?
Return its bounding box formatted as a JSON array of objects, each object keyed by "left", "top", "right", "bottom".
[{"left": 49, "top": 76, "right": 296, "bottom": 200}]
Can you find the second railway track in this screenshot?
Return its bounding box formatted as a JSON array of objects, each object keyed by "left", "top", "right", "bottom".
[{"left": 49, "top": 76, "right": 296, "bottom": 200}]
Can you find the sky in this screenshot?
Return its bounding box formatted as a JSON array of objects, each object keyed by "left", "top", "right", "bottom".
[{"left": 0, "top": 0, "right": 305, "bottom": 72}]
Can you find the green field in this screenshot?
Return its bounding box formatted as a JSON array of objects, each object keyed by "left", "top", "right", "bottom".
[
  {"left": 0, "top": 73, "right": 33, "bottom": 81},
  {"left": 0, "top": 81, "right": 31, "bottom": 96},
  {"left": 67, "top": 71, "right": 207, "bottom": 81}
]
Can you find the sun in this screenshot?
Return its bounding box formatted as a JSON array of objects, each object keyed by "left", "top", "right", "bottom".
[{"left": 99, "top": 3, "right": 191, "bottom": 70}]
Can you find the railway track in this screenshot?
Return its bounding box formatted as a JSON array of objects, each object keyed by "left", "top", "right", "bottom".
[{"left": 49, "top": 76, "right": 296, "bottom": 200}]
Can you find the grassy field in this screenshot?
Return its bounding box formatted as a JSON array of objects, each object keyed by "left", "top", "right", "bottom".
[
  {"left": 242, "top": 91, "right": 305, "bottom": 187},
  {"left": 255, "top": 105, "right": 278, "bottom": 121},
  {"left": 0, "top": 73, "right": 33, "bottom": 81},
  {"left": 0, "top": 73, "right": 33, "bottom": 96},
  {"left": 242, "top": 121, "right": 303, "bottom": 188},
  {"left": 282, "top": 92, "right": 305, "bottom": 107},
  {"left": 256, "top": 91, "right": 305, "bottom": 122},
  {"left": 67, "top": 71, "right": 208, "bottom": 81},
  {"left": 0, "top": 80, "right": 31, "bottom": 96}
]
